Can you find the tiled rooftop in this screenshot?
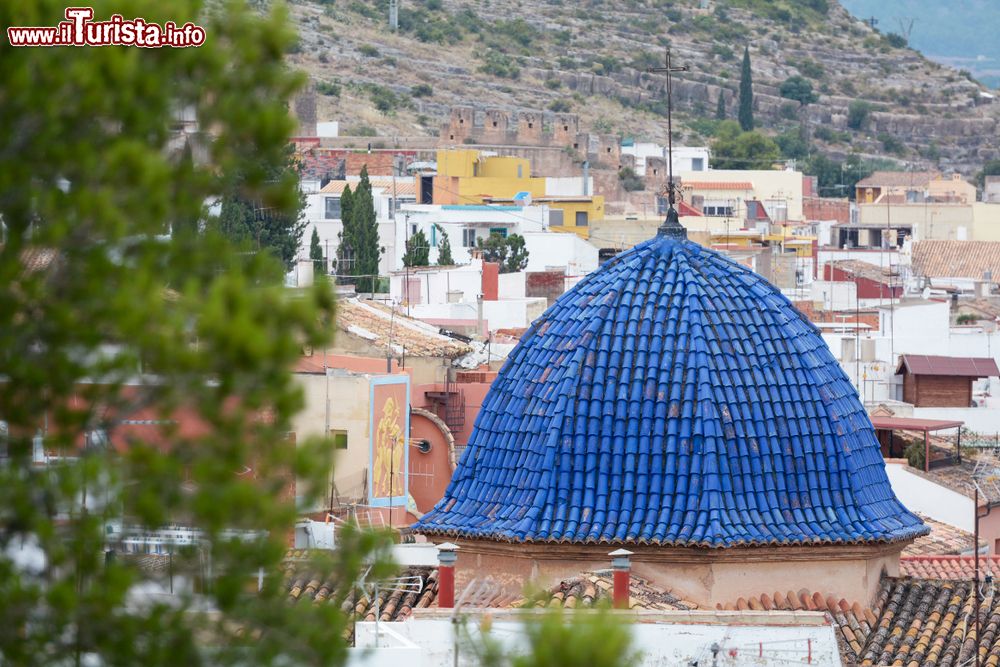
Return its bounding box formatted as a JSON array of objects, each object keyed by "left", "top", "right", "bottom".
[
  {"left": 900, "top": 555, "right": 1000, "bottom": 580},
  {"left": 337, "top": 299, "right": 472, "bottom": 359},
  {"left": 827, "top": 259, "right": 899, "bottom": 287},
  {"left": 286, "top": 562, "right": 438, "bottom": 642},
  {"left": 416, "top": 235, "right": 926, "bottom": 547},
  {"left": 320, "top": 179, "right": 417, "bottom": 197},
  {"left": 856, "top": 170, "right": 939, "bottom": 188},
  {"left": 521, "top": 571, "right": 697, "bottom": 611},
  {"left": 913, "top": 240, "right": 1000, "bottom": 280},
  {"left": 903, "top": 514, "right": 980, "bottom": 557},
  {"left": 285, "top": 552, "right": 1000, "bottom": 663}
]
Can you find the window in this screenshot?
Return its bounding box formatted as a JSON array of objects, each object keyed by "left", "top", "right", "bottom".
[
  {"left": 575, "top": 211, "right": 589, "bottom": 227},
  {"left": 411, "top": 223, "right": 418, "bottom": 236},
  {"left": 549, "top": 209, "right": 564, "bottom": 227},
  {"left": 431, "top": 224, "right": 437, "bottom": 247},
  {"left": 388, "top": 197, "right": 394, "bottom": 219},
  {"left": 691, "top": 157, "right": 705, "bottom": 171},
  {"left": 517, "top": 165, "right": 523, "bottom": 178},
  {"left": 330, "top": 429, "right": 348, "bottom": 450},
  {"left": 324, "top": 197, "right": 341, "bottom": 220},
  {"left": 462, "top": 228, "right": 476, "bottom": 248},
  {"left": 489, "top": 227, "right": 508, "bottom": 239},
  {"left": 703, "top": 200, "right": 735, "bottom": 217}
]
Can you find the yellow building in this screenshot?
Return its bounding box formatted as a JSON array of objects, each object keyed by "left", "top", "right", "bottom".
[{"left": 433, "top": 149, "right": 603, "bottom": 238}]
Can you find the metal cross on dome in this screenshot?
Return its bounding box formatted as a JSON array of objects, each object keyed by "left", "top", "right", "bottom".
[{"left": 647, "top": 47, "right": 688, "bottom": 239}]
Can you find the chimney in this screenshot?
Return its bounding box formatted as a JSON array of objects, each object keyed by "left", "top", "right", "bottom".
[
  {"left": 436, "top": 542, "right": 459, "bottom": 608},
  {"left": 609, "top": 548, "right": 633, "bottom": 609}
]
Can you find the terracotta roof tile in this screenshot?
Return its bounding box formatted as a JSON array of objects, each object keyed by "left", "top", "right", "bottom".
[
  {"left": 320, "top": 179, "right": 417, "bottom": 197},
  {"left": 518, "top": 571, "right": 697, "bottom": 611},
  {"left": 828, "top": 259, "right": 899, "bottom": 287},
  {"left": 680, "top": 180, "right": 754, "bottom": 191},
  {"left": 856, "top": 171, "right": 939, "bottom": 188},
  {"left": 901, "top": 555, "right": 1000, "bottom": 579},
  {"left": 904, "top": 515, "right": 982, "bottom": 556},
  {"left": 285, "top": 558, "right": 438, "bottom": 643},
  {"left": 913, "top": 240, "right": 1000, "bottom": 281},
  {"left": 337, "top": 299, "right": 472, "bottom": 359}
]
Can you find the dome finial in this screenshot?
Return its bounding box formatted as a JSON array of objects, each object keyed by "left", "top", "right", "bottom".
[{"left": 647, "top": 47, "right": 688, "bottom": 241}]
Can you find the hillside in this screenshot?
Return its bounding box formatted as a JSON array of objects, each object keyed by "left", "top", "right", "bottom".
[
  {"left": 841, "top": 0, "right": 1000, "bottom": 88},
  {"left": 286, "top": 0, "right": 1000, "bottom": 173}
]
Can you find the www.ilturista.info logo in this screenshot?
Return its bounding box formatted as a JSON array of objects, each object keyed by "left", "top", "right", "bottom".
[{"left": 7, "top": 7, "right": 206, "bottom": 47}]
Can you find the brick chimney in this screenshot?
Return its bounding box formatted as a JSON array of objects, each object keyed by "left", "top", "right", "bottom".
[
  {"left": 609, "top": 549, "right": 633, "bottom": 610},
  {"left": 436, "top": 542, "right": 459, "bottom": 608}
]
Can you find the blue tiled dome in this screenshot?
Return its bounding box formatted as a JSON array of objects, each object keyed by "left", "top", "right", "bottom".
[{"left": 416, "top": 236, "right": 927, "bottom": 547}]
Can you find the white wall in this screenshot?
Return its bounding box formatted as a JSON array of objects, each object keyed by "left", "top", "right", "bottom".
[
  {"left": 545, "top": 176, "right": 593, "bottom": 197},
  {"left": 522, "top": 231, "right": 599, "bottom": 275},
  {"left": 398, "top": 204, "right": 549, "bottom": 269},
  {"left": 622, "top": 144, "right": 709, "bottom": 176},
  {"left": 390, "top": 264, "right": 483, "bottom": 306},
  {"left": 884, "top": 462, "right": 974, "bottom": 532},
  {"left": 811, "top": 281, "right": 857, "bottom": 311},
  {"left": 357, "top": 613, "right": 842, "bottom": 667},
  {"left": 498, "top": 272, "right": 526, "bottom": 299}
]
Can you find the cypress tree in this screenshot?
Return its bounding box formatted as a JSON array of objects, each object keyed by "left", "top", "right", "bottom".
[
  {"left": 309, "top": 226, "right": 324, "bottom": 273},
  {"left": 738, "top": 46, "right": 754, "bottom": 132},
  {"left": 349, "top": 165, "right": 383, "bottom": 293},
  {"left": 436, "top": 224, "right": 455, "bottom": 265},
  {"left": 403, "top": 228, "right": 430, "bottom": 267},
  {"left": 715, "top": 89, "right": 726, "bottom": 120},
  {"left": 335, "top": 183, "right": 354, "bottom": 277}
]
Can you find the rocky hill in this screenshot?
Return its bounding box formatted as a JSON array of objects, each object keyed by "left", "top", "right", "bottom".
[{"left": 286, "top": 0, "right": 1000, "bottom": 173}]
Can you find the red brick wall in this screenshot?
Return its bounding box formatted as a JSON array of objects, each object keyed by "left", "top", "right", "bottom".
[
  {"left": 823, "top": 266, "right": 902, "bottom": 299},
  {"left": 793, "top": 301, "right": 880, "bottom": 331},
  {"left": 803, "top": 196, "right": 850, "bottom": 224},
  {"left": 526, "top": 270, "right": 566, "bottom": 305}
]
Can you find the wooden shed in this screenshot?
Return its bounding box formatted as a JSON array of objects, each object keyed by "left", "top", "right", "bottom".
[{"left": 896, "top": 354, "right": 1000, "bottom": 407}]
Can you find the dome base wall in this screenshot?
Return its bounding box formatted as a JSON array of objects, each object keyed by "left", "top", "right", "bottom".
[{"left": 442, "top": 538, "right": 910, "bottom": 609}]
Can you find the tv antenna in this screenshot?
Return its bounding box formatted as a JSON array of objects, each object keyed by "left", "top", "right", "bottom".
[{"left": 356, "top": 567, "right": 424, "bottom": 647}]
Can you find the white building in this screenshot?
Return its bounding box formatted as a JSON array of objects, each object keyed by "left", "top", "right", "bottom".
[
  {"left": 621, "top": 143, "right": 709, "bottom": 176},
  {"left": 302, "top": 177, "right": 417, "bottom": 276},
  {"left": 396, "top": 203, "right": 549, "bottom": 269}
]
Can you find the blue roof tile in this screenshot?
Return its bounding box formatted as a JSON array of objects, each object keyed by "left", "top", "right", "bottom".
[{"left": 415, "top": 236, "right": 928, "bottom": 547}]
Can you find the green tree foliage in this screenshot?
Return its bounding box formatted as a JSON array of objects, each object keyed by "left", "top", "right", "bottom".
[
  {"left": 804, "top": 152, "right": 881, "bottom": 200},
  {"left": 710, "top": 122, "right": 780, "bottom": 170},
  {"left": 779, "top": 75, "right": 818, "bottom": 105},
  {"left": 976, "top": 159, "right": 1000, "bottom": 190},
  {"left": 310, "top": 226, "right": 325, "bottom": 273},
  {"left": 0, "top": 1, "right": 392, "bottom": 665},
  {"left": 715, "top": 89, "right": 727, "bottom": 120},
  {"left": 884, "top": 32, "right": 908, "bottom": 48},
  {"left": 776, "top": 126, "right": 810, "bottom": 160},
  {"left": 403, "top": 228, "right": 431, "bottom": 267},
  {"left": 478, "top": 233, "right": 529, "bottom": 273},
  {"left": 738, "top": 46, "right": 754, "bottom": 131},
  {"left": 341, "top": 167, "right": 382, "bottom": 292},
  {"left": 467, "top": 607, "right": 643, "bottom": 667},
  {"left": 215, "top": 144, "right": 307, "bottom": 269},
  {"left": 435, "top": 225, "right": 455, "bottom": 266},
  {"left": 847, "top": 100, "right": 873, "bottom": 130},
  {"left": 618, "top": 167, "right": 644, "bottom": 192}
]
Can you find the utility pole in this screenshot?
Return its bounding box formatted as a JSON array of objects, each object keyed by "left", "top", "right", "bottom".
[{"left": 896, "top": 17, "right": 917, "bottom": 44}]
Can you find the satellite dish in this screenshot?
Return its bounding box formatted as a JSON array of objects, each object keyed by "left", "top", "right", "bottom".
[{"left": 921, "top": 287, "right": 931, "bottom": 300}]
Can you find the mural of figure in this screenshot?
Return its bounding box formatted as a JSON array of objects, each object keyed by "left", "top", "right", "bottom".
[{"left": 373, "top": 395, "right": 404, "bottom": 499}]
